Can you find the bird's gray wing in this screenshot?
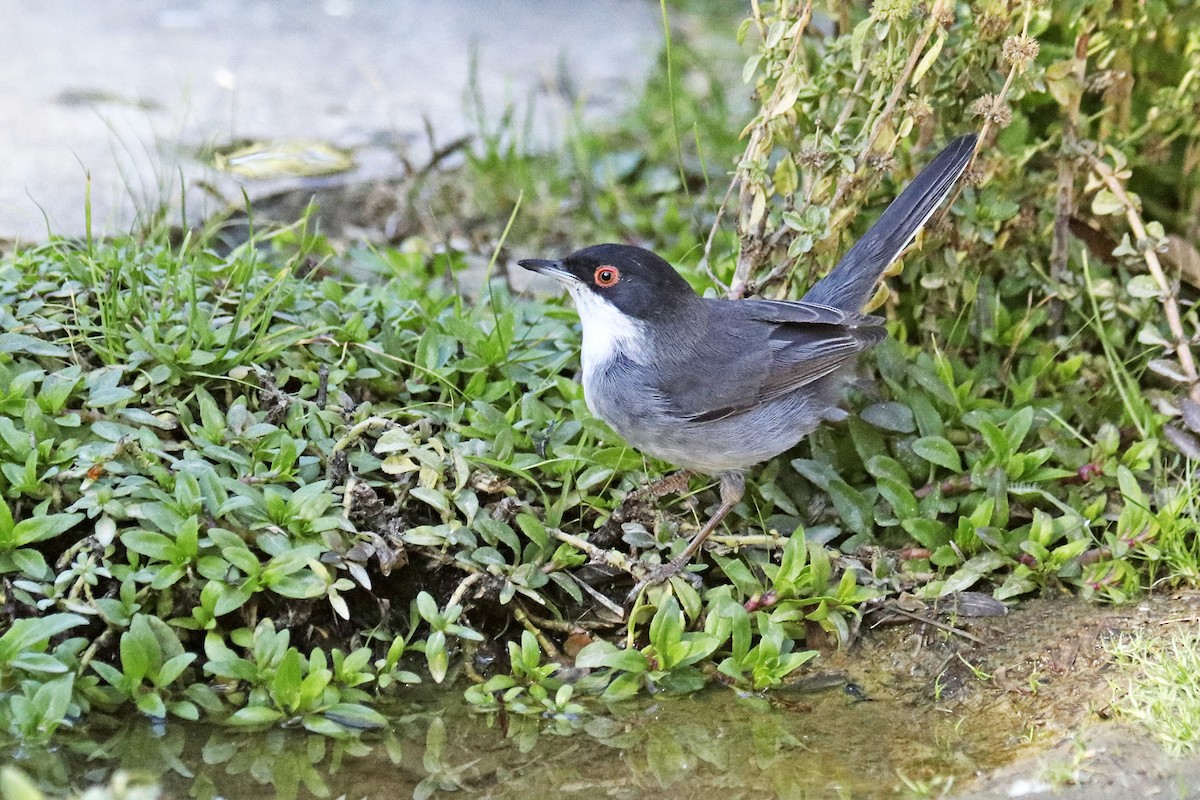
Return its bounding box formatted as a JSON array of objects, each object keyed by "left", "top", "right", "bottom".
[
  {"left": 657, "top": 299, "right": 884, "bottom": 423},
  {"left": 729, "top": 299, "right": 885, "bottom": 414}
]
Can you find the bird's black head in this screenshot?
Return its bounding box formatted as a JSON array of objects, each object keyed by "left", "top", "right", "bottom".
[{"left": 518, "top": 243, "right": 698, "bottom": 322}]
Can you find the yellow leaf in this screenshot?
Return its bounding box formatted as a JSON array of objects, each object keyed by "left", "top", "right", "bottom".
[
  {"left": 749, "top": 190, "right": 767, "bottom": 228},
  {"left": 911, "top": 33, "right": 944, "bottom": 86},
  {"left": 1045, "top": 59, "right": 1083, "bottom": 108}
]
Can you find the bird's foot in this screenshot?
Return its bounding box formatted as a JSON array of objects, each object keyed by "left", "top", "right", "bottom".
[{"left": 626, "top": 555, "right": 704, "bottom": 603}]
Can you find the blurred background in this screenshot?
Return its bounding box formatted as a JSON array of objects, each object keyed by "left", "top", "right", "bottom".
[{"left": 0, "top": 0, "right": 661, "bottom": 242}]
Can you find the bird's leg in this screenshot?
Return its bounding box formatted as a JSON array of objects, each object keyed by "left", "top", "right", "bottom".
[{"left": 627, "top": 472, "right": 744, "bottom": 600}]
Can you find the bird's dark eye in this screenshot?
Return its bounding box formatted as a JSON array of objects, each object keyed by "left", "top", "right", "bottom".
[{"left": 594, "top": 266, "right": 620, "bottom": 287}]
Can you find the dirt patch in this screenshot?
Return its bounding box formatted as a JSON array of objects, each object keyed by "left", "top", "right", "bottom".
[
  {"left": 957, "top": 722, "right": 1200, "bottom": 800},
  {"left": 836, "top": 591, "right": 1200, "bottom": 798}
]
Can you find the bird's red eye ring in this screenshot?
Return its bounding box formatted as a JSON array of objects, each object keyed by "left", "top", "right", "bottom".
[{"left": 594, "top": 266, "right": 620, "bottom": 287}]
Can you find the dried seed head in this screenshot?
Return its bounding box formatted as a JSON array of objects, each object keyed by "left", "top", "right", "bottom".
[
  {"left": 796, "top": 146, "right": 829, "bottom": 170},
  {"left": 906, "top": 96, "right": 934, "bottom": 122},
  {"left": 1002, "top": 35, "right": 1040, "bottom": 71},
  {"left": 970, "top": 93, "right": 1013, "bottom": 127},
  {"left": 865, "top": 152, "right": 898, "bottom": 173}
]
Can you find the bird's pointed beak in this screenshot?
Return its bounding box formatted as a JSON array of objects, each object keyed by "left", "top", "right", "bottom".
[{"left": 517, "top": 258, "right": 574, "bottom": 283}]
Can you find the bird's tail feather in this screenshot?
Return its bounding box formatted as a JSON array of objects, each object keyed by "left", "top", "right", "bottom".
[{"left": 801, "top": 133, "right": 977, "bottom": 312}]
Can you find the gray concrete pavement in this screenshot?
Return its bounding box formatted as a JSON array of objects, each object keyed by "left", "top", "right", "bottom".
[{"left": 0, "top": 1, "right": 659, "bottom": 241}]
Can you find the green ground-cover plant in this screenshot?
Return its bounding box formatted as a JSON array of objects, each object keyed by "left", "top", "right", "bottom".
[{"left": 0, "top": 0, "right": 1197, "bottom": 759}]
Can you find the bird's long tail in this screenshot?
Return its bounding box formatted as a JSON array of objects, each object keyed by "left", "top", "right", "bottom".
[{"left": 801, "top": 133, "right": 977, "bottom": 312}]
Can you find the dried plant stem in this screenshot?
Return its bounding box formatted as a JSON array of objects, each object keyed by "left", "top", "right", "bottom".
[
  {"left": 827, "top": 0, "right": 949, "bottom": 214},
  {"left": 977, "top": 5, "right": 1030, "bottom": 145},
  {"left": 708, "top": 532, "right": 790, "bottom": 549},
  {"left": 757, "top": 0, "right": 951, "bottom": 293},
  {"left": 513, "top": 601, "right": 563, "bottom": 661},
  {"left": 1049, "top": 31, "right": 1089, "bottom": 329},
  {"left": 763, "top": 63, "right": 872, "bottom": 256},
  {"left": 937, "top": 2, "right": 1033, "bottom": 219},
  {"left": 1087, "top": 152, "right": 1200, "bottom": 400},
  {"left": 551, "top": 529, "right": 635, "bottom": 574},
  {"left": 521, "top": 612, "right": 608, "bottom": 633},
  {"left": 699, "top": 178, "right": 737, "bottom": 290},
  {"left": 727, "top": 1, "right": 813, "bottom": 299},
  {"left": 447, "top": 571, "right": 484, "bottom": 609}
]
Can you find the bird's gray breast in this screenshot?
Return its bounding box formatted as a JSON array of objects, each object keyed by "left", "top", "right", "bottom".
[{"left": 579, "top": 303, "right": 864, "bottom": 474}]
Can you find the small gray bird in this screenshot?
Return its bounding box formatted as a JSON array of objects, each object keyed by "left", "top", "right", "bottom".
[{"left": 519, "top": 134, "right": 977, "bottom": 592}]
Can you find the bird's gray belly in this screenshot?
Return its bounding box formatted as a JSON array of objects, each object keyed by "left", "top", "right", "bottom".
[{"left": 584, "top": 359, "right": 840, "bottom": 474}]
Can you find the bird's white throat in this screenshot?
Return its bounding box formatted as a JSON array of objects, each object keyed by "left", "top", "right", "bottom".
[{"left": 566, "top": 285, "right": 647, "bottom": 379}]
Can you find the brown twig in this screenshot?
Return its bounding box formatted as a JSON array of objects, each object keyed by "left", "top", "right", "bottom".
[
  {"left": 512, "top": 600, "right": 563, "bottom": 661},
  {"left": 1049, "top": 32, "right": 1090, "bottom": 330},
  {"left": 828, "top": 0, "right": 950, "bottom": 214},
  {"left": 699, "top": 179, "right": 737, "bottom": 291},
  {"left": 755, "top": 0, "right": 953, "bottom": 294},
  {"left": 551, "top": 529, "right": 636, "bottom": 574},
  {"left": 1087, "top": 151, "right": 1200, "bottom": 400},
  {"left": 447, "top": 572, "right": 484, "bottom": 609},
  {"left": 938, "top": 3, "right": 1034, "bottom": 219},
  {"left": 708, "top": 532, "right": 790, "bottom": 550},
  {"left": 871, "top": 603, "right": 986, "bottom": 644},
  {"left": 726, "top": 1, "right": 814, "bottom": 299}
]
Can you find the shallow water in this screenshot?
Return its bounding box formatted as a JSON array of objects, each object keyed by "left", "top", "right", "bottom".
[
  {"left": 17, "top": 594, "right": 1196, "bottom": 800},
  {"left": 7, "top": 677, "right": 1028, "bottom": 800}
]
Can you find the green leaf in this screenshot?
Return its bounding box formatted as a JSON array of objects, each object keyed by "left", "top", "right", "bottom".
[
  {"left": 136, "top": 691, "right": 168, "bottom": 719},
  {"left": 940, "top": 552, "right": 1009, "bottom": 595},
  {"left": 121, "top": 616, "right": 161, "bottom": 686},
  {"left": 910, "top": 32, "right": 944, "bottom": 85},
  {"left": 0, "top": 614, "right": 87, "bottom": 659},
  {"left": 1091, "top": 188, "right": 1123, "bottom": 216},
  {"left": 574, "top": 641, "right": 649, "bottom": 672},
  {"left": 902, "top": 518, "right": 951, "bottom": 549},
  {"left": 287, "top": 480, "right": 332, "bottom": 521},
  {"left": 877, "top": 477, "right": 918, "bottom": 519},
  {"left": 0, "top": 333, "right": 69, "bottom": 357},
  {"left": 31, "top": 674, "right": 74, "bottom": 727},
  {"left": 227, "top": 706, "right": 285, "bottom": 727},
  {"left": 515, "top": 513, "right": 549, "bottom": 556},
  {"left": 272, "top": 649, "right": 303, "bottom": 712},
  {"left": 826, "top": 479, "right": 875, "bottom": 536},
  {"left": 1004, "top": 407, "right": 1035, "bottom": 452},
  {"left": 426, "top": 630, "right": 449, "bottom": 683},
  {"left": 5, "top": 513, "right": 84, "bottom": 548},
  {"left": 122, "top": 530, "right": 177, "bottom": 561},
  {"left": 860, "top": 401, "right": 916, "bottom": 433},
  {"left": 602, "top": 670, "right": 645, "bottom": 701},
  {"left": 648, "top": 596, "right": 683, "bottom": 655},
  {"left": 323, "top": 703, "right": 388, "bottom": 730},
  {"left": 154, "top": 653, "right": 197, "bottom": 688},
  {"left": 415, "top": 591, "right": 439, "bottom": 623},
  {"left": 911, "top": 436, "right": 962, "bottom": 472},
  {"left": 1126, "top": 275, "right": 1161, "bottom": 299},
  {"left": 0, "top": 766, "right": 47, "bottom": 800},
  {"left": 410, "top": 486, "right": 451, "bottom": 516},
  {"left": 9, "top": 653, "right": 69, "bottom": 674}
]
